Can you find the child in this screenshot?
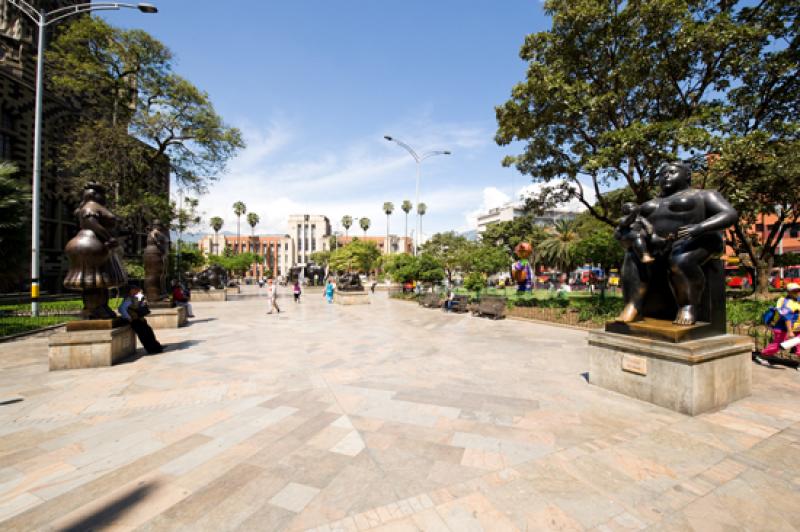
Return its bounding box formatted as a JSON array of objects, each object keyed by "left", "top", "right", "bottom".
[
  {"left": 293, "top": 280, "right": 301, "bottom": 303},
  {"left": 616, "top": 202, "right": 655, "bottom": 264}
]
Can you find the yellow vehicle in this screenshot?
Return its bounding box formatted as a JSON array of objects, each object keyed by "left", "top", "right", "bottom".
[{"left": 608, "top": 274, "right": 620, "bottom": 287}]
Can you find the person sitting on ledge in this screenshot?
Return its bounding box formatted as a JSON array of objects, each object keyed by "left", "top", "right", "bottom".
[
  {"left": 119, "top": 285, "right": 163, "bottom": 354},
  {"left": 171, "top": 279, "right": 195, "bottom": 318}
]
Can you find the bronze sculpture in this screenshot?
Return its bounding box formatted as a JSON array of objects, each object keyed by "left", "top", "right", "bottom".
[
  {"left": 336, "top": 272, "right": 364, "bottom": 292},
  {"left": 143, "top": 219, "right": 169, "bottom": 302},
  {"left": 63, "top": 183, "right": 128, "bottom": 319},
  {"left": 614, "top": 162, "right": 738, "bottom": 328},
  {"left": 187, "top": 265, "right": 228, "bottom": 290}
]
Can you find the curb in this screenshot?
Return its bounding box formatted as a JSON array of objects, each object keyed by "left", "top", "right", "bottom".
[{"left": 0, "top": 322, "right": 67, "bottom": 343}]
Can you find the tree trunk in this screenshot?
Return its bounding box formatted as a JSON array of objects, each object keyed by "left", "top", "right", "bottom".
[{"left": 754, "top": 258, "right": 773, "bottom": 299}]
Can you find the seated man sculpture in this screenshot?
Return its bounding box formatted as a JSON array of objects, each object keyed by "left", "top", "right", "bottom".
[{"left": 615, "top": 162, "right": 738, "bottom": 326}]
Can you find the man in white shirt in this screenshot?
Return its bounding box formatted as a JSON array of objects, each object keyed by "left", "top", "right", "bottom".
[{"left": 266, "top": 277, "right": 280, "bottom": 314}]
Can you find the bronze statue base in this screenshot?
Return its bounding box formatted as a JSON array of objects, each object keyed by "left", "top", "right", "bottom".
[
  {"left": 66, "top": 318, "right": 128, "bottom": 332},
  {"left": 605, "top": 318, "right": 717, "bottom": 343}
]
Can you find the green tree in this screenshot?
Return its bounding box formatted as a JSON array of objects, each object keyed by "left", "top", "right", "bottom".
[
  {"left": 49, "top": 17, "right": 244, "bottom": 209},
  {"left": 359, "top": 217, "right": 371, "bottom": 237},
  {"left": 247, "top": 212, "right": 260, "bottom": 235},
  {"left": 420, "top": 231, "right": 470, "bottom": 283},
  {"left": 464, "top": 242, "right": 510, "bottom": 278},
  {"left": 384, "top": 253, "right": 418, "bottom": 283},
  {"left": 0, "top": 163, "right": 30, "bottom": 291},
  {"left": 341, "top": 215, "right": 353, "bottom": 239},
  {"left": 329, "top": 239, "right": 381, "bottom": 273},
  {"left": 416, "top": 253, "right": 445, "bottom": 284},
  {"left": 539, "top": 219, "right": 580, "bottom": 272},
  {"left": 233, "top": 201, "right": 246, "bottom": 253},
  {"left": 383, "top": 201, "right": 394, "bottom": 252},
  {"left": 401, "top": 200, "right": 413, "bottom": 244},
  {"left": 417, "top": 203, "right": 427, "bottom": 241},
  {"left": 209, "top": 216, "right": 224, "bottom": 255},
  {"left": 496, "top": 0, "right": 794, "bottom": 225},
  {"left": 310, "top": 250, "right": 331, "bottom": 268}
]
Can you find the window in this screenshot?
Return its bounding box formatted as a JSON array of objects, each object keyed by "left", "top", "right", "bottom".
[{"left": 0, "top": 132, "right": 11, "bottom": 160}]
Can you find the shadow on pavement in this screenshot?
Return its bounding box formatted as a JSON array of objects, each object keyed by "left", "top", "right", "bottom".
[
  {"left": 185, "top": 318, "right": 217, "bottom": 326},
  {"left": 118, "top": 340, "right": 203, "bottom": 365},
  {"left": 57, "top": 482, "right": 158, "bottom": 531}
]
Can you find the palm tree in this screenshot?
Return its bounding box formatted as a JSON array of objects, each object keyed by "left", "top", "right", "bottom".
[
  {"left": 383, "top": 201, "right": 394, "bottom": 253},
  {"left": 401, "top": 200, "right": 412, "bottom": 250},
  {"left": 232, "top": 201, "right": 246, "bottom": 253},
  {"left": 210, "top": 216, "right": 224, "bottom": 255},
  {"left": 539, "top": 219, "right": 580, "bottom": 273},
  {"left": 341, "top": 215, "right": 353, "bottom": 241},
  {"left": 247, "top": 212, "right": 260, "bottom": 235},
  {"left": 359, "top": 217, "right": 371, "bottom": 237},
  {"left": 417, "top": 203, "right": 427, "bottom": 245}
]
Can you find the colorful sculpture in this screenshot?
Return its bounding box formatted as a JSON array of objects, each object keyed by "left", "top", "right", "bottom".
[{"left": 512, "top": 242, "right": 533, "bottom": 293}]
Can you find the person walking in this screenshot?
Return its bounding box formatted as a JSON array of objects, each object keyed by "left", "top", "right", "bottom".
[
  {"left": 118, "top": 285, "right": 163, "bottom": 354},
  {"left": 266, "top": 277, "right": 281, "bottom": 314},
  {"left": 171, "top": 279, "right": 195, "bottom": 318},
  {"left": 293, "top": 280, "right": 302, "bottom": 303},
  {"left": 756, "top": 282, "right": 800, "bottom": 369},
  {"left": 324, "top": 279, "right": 335, "bottom": 304}
]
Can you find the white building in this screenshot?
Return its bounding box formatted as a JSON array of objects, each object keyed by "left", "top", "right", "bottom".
[
  {"left": 476, "top": 202, "right": 579, "bottom": 233},
  {"left": 288, "top": 214, "right": 332, "bottom": 266}
]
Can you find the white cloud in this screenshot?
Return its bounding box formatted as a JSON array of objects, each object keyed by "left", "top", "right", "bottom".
[
  {"left": 463, "top": 187, "right": 512, "bottom": 229},
  {"left": 191, "top": 114, "right": 496, "bottom": 238}
]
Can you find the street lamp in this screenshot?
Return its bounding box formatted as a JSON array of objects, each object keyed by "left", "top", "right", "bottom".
[
  {"left": 6, "top": 1, "right": 158, "bottom": 316},
  {"left": 384, "top": 135, "right": 450, "bottom": 255}
]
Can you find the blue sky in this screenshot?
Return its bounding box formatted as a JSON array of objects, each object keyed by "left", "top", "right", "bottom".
[{"left": 104, "top": 1, "right": 576, "bottom": 239}]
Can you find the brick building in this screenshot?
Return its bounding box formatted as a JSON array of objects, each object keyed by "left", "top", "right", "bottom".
[
  {"left": 336, "top": 235, "right": 412, "bottom": 255},
  {"left": 197, "top": 234, "right": 294, "bottom": 279}
]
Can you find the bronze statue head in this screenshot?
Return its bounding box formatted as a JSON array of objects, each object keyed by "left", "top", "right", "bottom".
[
  {"left": 81, "top": 182, "right": 107, "bottom": 205},
  {"left": 621, "top": 202, "right": 638, "bottom": 216},
  {"left": 657, "top": 162, "right": 692, "bottom": 196}
]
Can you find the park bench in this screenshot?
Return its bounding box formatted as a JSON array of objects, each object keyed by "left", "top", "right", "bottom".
[
  {"left": 419, "top": 292, "right": 443, "bottom": 309},
  {"left": 472, "top": 295, "right": 507, "bottom": 320},
  {"left": 444, "top": 294, "right": 470, "bottom": 313}
]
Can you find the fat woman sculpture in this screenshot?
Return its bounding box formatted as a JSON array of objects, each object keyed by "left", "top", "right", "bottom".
[{"left": 63, "top": 183, "right": 128, "bottom": 319}]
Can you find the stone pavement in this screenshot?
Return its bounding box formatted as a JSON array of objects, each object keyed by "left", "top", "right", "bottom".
[{"left": 0, "top": 289, "right": 799, "bottom": 531}]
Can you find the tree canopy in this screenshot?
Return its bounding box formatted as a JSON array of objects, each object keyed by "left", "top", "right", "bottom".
[
  {"left": 329, "top": 239, "right": 380, "bottom": 273},
  {"left": 496, "top": 0, "right": 798, "bottom": 226}
]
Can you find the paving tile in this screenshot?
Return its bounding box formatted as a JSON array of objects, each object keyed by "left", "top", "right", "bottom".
[{"left": 270, "top": 482, "right": 321, "bottom": 513}]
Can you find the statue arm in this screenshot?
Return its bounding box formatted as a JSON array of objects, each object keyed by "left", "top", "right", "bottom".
[
  {"left": 82, "top": 211, "right": 113, "bottom": 243},
  {"left": 677, "top": 191, "right": 738, "bottom": 239}
]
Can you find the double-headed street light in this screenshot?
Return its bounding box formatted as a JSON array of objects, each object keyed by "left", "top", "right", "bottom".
[
  {"left": 384, "top": 135, "right": 450, "bottom": 255},
  {"left": 6, "top": 1, "right": 158, "bottom": 316}
]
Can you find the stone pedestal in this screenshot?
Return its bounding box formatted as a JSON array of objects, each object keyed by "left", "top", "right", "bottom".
[
  {"left": 334, "top": 290, "right": 370, "bottom": 305},
  {"left": 588, "top": 330, "right": 752, "bottom": 416},
  {"left": 148, "top": 306, "right": 187, "bottom": 329},
  {"left": 226, "top": 286, "right": 240, "bottom": 295},
  {"left": 191, "top": 290, "right": 226, "bottom": 302},
  {"left": 49, "top": 325, "right": 135, "bottom": 371}
]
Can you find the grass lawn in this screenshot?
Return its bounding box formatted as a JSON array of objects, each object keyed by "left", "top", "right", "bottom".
[{"left": 0, "top": 315, "right": 78, "bottom": 337}]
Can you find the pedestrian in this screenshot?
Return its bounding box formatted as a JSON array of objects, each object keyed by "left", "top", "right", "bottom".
[
  {"left": 370, "top": 280, "right": 377, "bottom": 294},
  {"left": 756, "top": 282, "right": 800, "bottom": 369},
  {"left": 118, "top": 284, "right": 163, "bottom": 354},
  {"left": 325, "top": 278, "right": 335, "bottom": 304},
  {"left": 266, "top": 277, "right": 281, "bottom": 314},
  {"left": 293, "top": 280, "right": 302, "bottom": 303},
  {"left": 258, "top": 278, "right": 265, "bottom": 289},
  {"left": 171, "top": 279, "right": 195, "bottom": 318}
]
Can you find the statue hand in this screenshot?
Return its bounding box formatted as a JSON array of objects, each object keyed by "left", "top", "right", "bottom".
[
  {"left": 676, "top": 224, "right": 700, "bottom": 241},
  {"left": 105, "top": 238, "right": 119, "bottom": 249}
]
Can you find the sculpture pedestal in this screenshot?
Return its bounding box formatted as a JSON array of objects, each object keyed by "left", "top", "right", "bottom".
[
  {"left": 148, "top": 306, "right": 187, "bottom": 329},
  {"left": 191, "top": 290, "right": 226, "bottom": 302},
  {"left": 588, "top": 330, "right": 752, "bottom": 416},
  {"left": 49, "top": 323, "right": 135, "bottom": 371},
  {"left": 226, "top": 286, "right": 240, "bottom": 295},
  {"left": 335, "top": 290, "right": 370, "bottom": 305}
]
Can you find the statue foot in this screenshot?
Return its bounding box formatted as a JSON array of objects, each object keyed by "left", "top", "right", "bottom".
[
  {"left": 641, "top": 253, "right": 655, "bottom": 264},
  {"left": 616, "top": 303, "right": 640, "bottom": 323},
  {"left": 673, "top": 306, "right": 697, "bottom": 325}
]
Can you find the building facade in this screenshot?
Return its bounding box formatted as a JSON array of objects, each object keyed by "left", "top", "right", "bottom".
[
  {"left": 336, "top": 235, "right": 412, "bottom": 255},
  {"left": 287, "top": 214, "right": 331, "bottom": 266},
  {"left": 476, "top": 202, "right": 579, "bottom": 234},
  {"left": 197, "top": 234, "right": 294, "bottom": 279}
]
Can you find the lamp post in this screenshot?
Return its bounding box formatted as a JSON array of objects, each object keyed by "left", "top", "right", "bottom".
[
  {"left": 384, "top": 135, "right": 450, "bottom": 255},
  {"left": 7, "top": 1, "right": 158, "bottom": 316}
]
